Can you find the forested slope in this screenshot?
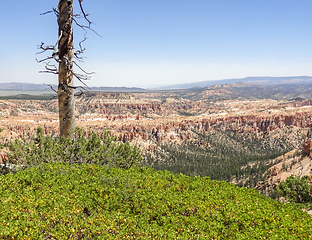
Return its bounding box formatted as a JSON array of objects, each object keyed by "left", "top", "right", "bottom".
[{"left": 145, "top": 126, "right": 308, "bottom": 188}]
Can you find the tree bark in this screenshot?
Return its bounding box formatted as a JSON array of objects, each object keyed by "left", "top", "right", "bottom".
[{"left": 58, "top": 0, "right": 75, "bottom": 139}]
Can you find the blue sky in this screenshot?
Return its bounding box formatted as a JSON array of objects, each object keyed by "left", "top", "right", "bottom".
[{"left": 0, "top": 0, "right": 311, "bottom": 88}]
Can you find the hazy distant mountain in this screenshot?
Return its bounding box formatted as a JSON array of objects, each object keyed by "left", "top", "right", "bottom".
[
  {"left": 158, "top": 76, "right": 312, "bottom": 89},
  {"left": 90, "top": 86, "right": 146, "bottom": 92},
  {"left": 2, "top": 76, "right": 312, "bottom": 93},
  {"left": 0, "top": 82, "right": 53, "bottom": 91},
  {"left": 0, "top": 82, "right": 146, "bottom": 93}
]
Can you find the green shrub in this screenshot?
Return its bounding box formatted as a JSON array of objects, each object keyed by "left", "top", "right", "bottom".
[
  {"left": 1, "top": 127, "right": 142, "bottom": 174},
  {"left": 0, "top": 163, "right": 311, "bottom": 239},
  {"left": 277, "top": 175, "right": 312, "bottom": 205}
]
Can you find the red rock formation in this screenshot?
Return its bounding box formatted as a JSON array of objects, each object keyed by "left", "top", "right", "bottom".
[
  {"left": 149, "top": 145, "right": 157, "bottom": 151},
  {"left": 2, "top": 96, "right": 312, "bottom": 151},
  {"left": 271, "top": 166, "right": 280, "bottom": 177},
  {"left": 292, "top": 99, "right": 312, "bottom": 107},
  {"left": 303, "top": 140, "right": 312, "bottom": 157}
]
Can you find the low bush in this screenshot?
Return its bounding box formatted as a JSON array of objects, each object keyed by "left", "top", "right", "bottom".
[
  {"left": 277, "top": 175, "right": 312, "bottom": 208},
  {"left": 0, "top": 163, "right": 311, "bottom": 239},
  {"left": 1, "top": 127, "right": 142, "bottom": 175}
]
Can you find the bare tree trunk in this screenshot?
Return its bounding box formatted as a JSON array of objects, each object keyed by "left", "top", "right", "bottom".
[{"left": 58, "top": 0, "right": 75, "bottom": 139}]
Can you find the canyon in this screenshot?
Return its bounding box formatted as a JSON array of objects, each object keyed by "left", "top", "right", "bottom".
[
  {"left": 1, "top": 92, "right": 312, "bottom": 146},
  {"left": 1, "top": 90, "right": 312, "bottom": 191}
]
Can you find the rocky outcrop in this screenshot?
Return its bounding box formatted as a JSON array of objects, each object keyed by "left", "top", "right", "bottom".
[
  {"left": 303, "top": 140, "right": 312, "bottom": 157},
  {"left": 2, "top": 110, "right": 312, "bottom": 145},
  {"left": 200, "top": 89, "right": 231, "bottom": 97},
  {"left": 292, "top": 99, "right": 312, "bottom": 108},
  {"left": 88, "top": 103, "right": 161, "bottom": 112},
  {"left": 256, "top": 148, "right": 312, "bottom": 196}
]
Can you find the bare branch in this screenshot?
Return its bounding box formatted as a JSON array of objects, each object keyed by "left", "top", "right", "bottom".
[
  {"left": 74, "top": 53, "right": 85, "bottom": 61},
  {"left": 36, "top": 42, "right": 54, "bottom": 54},
  {"left": 36, "top": 57, "right": 53, "bottom": 63},
  {"left": 70, "top": 85, "right": 85, "bottom": 90},
  {"left": 72, "top": 71, "right": 92, "bottom": 91},
  {"left": 44, "top": 62, "right": 58, "bottom": 73},
  {"left": 53, "top": 8, "right": 59, "bottom": 15},
  {"left": 75, "top": 89, "right": 85, "bottom": 97},
  {"left": 74, "top": 35, "right": 87, "bottom": 60},
  {"left": 36, "top": 30, "right": 62, "bottom": 63},
  {"left": 72, "top": 17, "right": 102, "bottom": 37},
  {"left": 39, "top": 70, "right": 58, "bottom": 75},
  {"left": 47, "top": 84, "right": 58, "bottom": 93},
  {"left": 73, "top": 72, "right": 91, "bottom": 81},
  {"left": 40, "top": 10, "right": 54, "bottom": 15},
  {"left": 73, "top": 61, "right": 95, "bottom": 75},
  {"left": 78, "top": 35, "right": 87, "bottom": 50},
  {"left": 41, "top": 8, "right": 59, "bottom": 16},
  {"left": 78, "top": 0, "right": 92, "bottom": 28}
]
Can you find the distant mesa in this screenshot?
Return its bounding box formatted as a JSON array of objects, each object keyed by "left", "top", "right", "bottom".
[{"left": 158, "top": 76, "right": 312, "bottom": 90}]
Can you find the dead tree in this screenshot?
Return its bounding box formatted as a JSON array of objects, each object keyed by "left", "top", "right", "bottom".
[
  {"left": 37, "top": 0, "right": 97, "bottom": 139},
  {"left": 58, "top": 0, "right": 75, "bottom": 138}
]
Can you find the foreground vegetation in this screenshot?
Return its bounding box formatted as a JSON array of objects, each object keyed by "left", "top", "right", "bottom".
[
  {"left": 277, "top": 175, "right": 312, "bottom": 210},
  {"left": 0, "top": 128, "right": 311, "bottom": 238},
  {"left": 1, "top": 127, "right": 142, "bottom": 175},
  {"left": 0, "top": 162, "right": 311, "bottom": 239}
]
